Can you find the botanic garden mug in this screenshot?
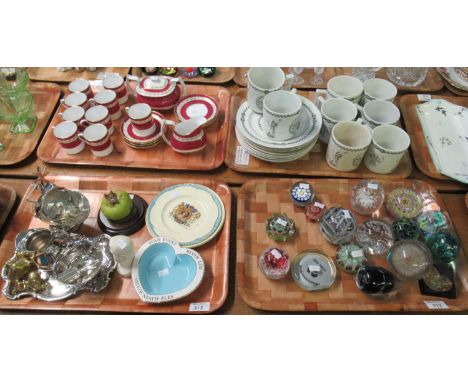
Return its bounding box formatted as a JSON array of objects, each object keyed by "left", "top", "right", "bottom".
[
  {"left": 247, "top": 67, "right": 294, "bottom": 114},
  {"left": 364, "top": 124, "right": 410, "bottom": 174},
  {"left": 262, "top": 89, "right": 302, "bottom": 141},
  {"left": 362, "top": 78, "right": 397, "bottom": 105},
  {"left": 357, "top": 99, "right": 400, "bottom": 129},
  {"left": 326, "top": 121, "right": 372, "bottom": 172},
  {"left": 327, "top": 75, "right": 363, "bottom": 103},
  {"left": 317, "top": 96, "right": 357, "bottom": 143}
]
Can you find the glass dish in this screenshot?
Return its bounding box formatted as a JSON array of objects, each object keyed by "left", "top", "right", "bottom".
[{"left": 386, "top": 67, "right": 428, "bottom": 87}]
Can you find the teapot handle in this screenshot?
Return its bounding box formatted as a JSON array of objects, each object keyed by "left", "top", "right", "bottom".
[
  {"left": 174, "top": 77, "right": 186, "bottom": 98},
  {"left": 161, "top": 120, "right": 176, "bottom": 146},
  {"left": 125, "top": 74, "right": 139, "bottom": 97}
]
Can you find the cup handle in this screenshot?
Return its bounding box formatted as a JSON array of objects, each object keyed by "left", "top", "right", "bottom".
[
  {"left": 356, "top": 104, "right": 364, "bottom": 114},
  {"left": 58, "top": 112, "right": 63, "bottom": 117},
  {"left": 60, "top": 99, "right": 64, "bottom": 105},
  {"left": 283, "top": 73, "right": 294, "bottom": 90},
  {"left": 316, "top": 95, "right": 326, "bottom": 109},
  {"left": 78, "top": 133, "right": 86, "bottom": 142},
  {"left": 290, "top": 88, "right": 298, "bottom": 95},
  {"left": 161, "top": 120, "right": 175, "bottom": 146},
  {"left": 172, "top": 77, "right": 186, "bottom": 98},
  {"left": 79, "top": 119, "right": 90, "bottom": 129}
]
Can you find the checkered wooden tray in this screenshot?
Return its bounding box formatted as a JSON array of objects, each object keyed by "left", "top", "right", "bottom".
[
  {"left": 237, "top": 178, "right": 468, "bottom": 312},
  {"left": 0, "top": 176, "right": 231, "bottom": 313}
]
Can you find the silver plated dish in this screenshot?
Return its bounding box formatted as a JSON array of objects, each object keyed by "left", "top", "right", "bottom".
[{"left": 1, "top": 229, "right": 116, "bottom": 301}]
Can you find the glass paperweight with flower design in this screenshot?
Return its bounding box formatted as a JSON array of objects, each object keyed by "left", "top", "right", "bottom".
[
  {"left": 392, "top": 217, "right": 420, "bottom": 241},
  {"left": 305, "top": 199, "right": 326, "bottom": 222},
  {"left": 320, "top": 207, "right": 357, "bottom": 245},
  {"left": 336, "top": 244, "right": 367, "bottom": 273},
  {"left": 355, "top": 219, "right": 395, "bottom": 255},
  {"left": 266, "top": 214, "right": 296, "bottom": 242},
  {"left": 425, "top": 231, "right": 460, "bottom": 263},
  {"left": 258, "top": 247, "right": 290, "bottom": 280},
  {"left": 290, "top": 181, "right": 314, "bottom": 207},
  {"left": 386, "top": 188, "right": 422, "bottom": 219},
  {"left": 416, "top": 211, "right": 449, "bottom": 239},
  {"left": 387, "top": 240, "right": 433, "bottom": 280},
  {"left": 350, "top": 180, "right": 385, "bottom": 215}
]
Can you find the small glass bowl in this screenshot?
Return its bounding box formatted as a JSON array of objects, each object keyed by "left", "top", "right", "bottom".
[
  {"left": 392, "top": 217, "right": 420, "bottom": 241},
  {"left": 387, "top": 240, "right": 433, "bottom": 280},
  {"left": 266, "top": 214, "right": 296, "bottom": 242},
  {"left": 335, "top": 244, "right": 367, "bottom": 273},
  {"left": 305, "top": 200, "right": 327, "bottom": 222},
  {"left": 179, "top": 67, "right": 199, "bottom": 78},
  {"left": 350, "top": 180, "right": 385, "bottom": 215},
  {"left": 320, "top": 207, "right": 357, "bottom": 245},
  {"left": 355, "top": 219, "right": 395, "bottom": 255},
  {"left": 258, "top": 248, "right": 290, "bottom": 280},
  {"left": 290, "top": 181, "right": 314, "bottom": 207},
  {"left": 425, "top": 231, "right": 460, "bottom": 263},
  {"left": 386, "top": 188, "right": 422, "bottom": 219}
]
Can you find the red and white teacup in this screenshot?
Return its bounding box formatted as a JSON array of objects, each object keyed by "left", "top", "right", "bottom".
[
  {"left": 52, "top": 121, "right": 85, "bottom": 155},
  {"left": 125, "top": 103, "right": 156, "bottom": 137},
  {"left": 68, "top": 79, "right": 94, "bottom": 99},
  {"left": 80, "top": 105, "right": 114, "bottom": 134},
  {"left": 92, "top": 90, "right": 121, "bottom": 120},
  {"left": 60, "top": 92, "right": 93, "bottom": 109},
  {"left": 103, "top": 74, "right": 128, "bottom": 105},
  {"left": 59, "top": 106, "right": 85, "bottom": 125},
  {"left": 78, "top": 123, "right": 113, "bottom": 157}
]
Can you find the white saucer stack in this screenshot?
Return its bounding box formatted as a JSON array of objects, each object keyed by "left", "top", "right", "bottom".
[{"left": 235, "top": 96, "right": 321, "bottom": 163}]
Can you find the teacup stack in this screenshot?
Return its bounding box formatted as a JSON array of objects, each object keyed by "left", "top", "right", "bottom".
[
  {"left": 318, "top": 75, "right": 410, "bottom": 174},
  {"left": 235, "top": 67, "right": 321, "bottom": 163}
]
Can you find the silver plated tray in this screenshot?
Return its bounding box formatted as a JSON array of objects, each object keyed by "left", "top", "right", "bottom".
[{"left": 1, "top": 229, "right": 116, "bottom": 301}]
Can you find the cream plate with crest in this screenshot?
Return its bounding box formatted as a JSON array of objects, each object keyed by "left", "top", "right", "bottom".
[{"left": 145, "top": 184, "right": 225, "bottom": 248}]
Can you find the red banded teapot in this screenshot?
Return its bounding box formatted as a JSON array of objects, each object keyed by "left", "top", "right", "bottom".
[{"left": 126, "top": 74, "right": 186, "bottom": 110}]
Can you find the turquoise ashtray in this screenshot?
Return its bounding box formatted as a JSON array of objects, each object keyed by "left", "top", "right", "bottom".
[{"left": 132, "top": 237, "right": 205, "bottom": 303}]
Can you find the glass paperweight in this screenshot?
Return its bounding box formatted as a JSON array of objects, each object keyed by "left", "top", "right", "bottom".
[
  {"left": 198, "top": 67, "right": 216, "bottom": 77},
  {"left": 387, "top": 240, "right": 432, "bottom": 280},
  {"left": 266, "top": 214, "right": 296, "bottom": 242},
  {"left": 179, "top": 67, "right": 199, "bottom": 78},
  {"left": 425, "top": 232, "right": 460, "bottom": 263},
  {"left": 386, "top": 188, "right": 422, "bottom": 219},
  {"left": 291, "top": 251, "right": 336, "bottom": 291},
  {"left": 356, "top": 266, "right": 395, "bottom": 295},
  {"left": 350, "top": 180, "right": 385, "bottom": 215},
  {"left": 290, "top": 181, "right": 314, "bottom": 207},
  {"left": 355, "top": 219, "right": 395, "bottom": 255},
  {"left": 392, "top": 217, "right": 420, "bottom": 241},
  {"left": 258, "top": 248, "right": 290, "bottom": 280},
  {"left": 320, "top": 207, "right": 357, "bottom": 245},
  {"left": 335, "top": 244, "right": 367, "bottom": 273},
  {"left": 305, "top": 200, "right": 326, "bottom": 222},
  {"left": 417, "top": 211, "right": 449, "bottom": 239}
]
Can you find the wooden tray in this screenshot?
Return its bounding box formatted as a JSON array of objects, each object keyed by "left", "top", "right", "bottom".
[
  {"left": 27, "top": 67, "right": 130, "bottom": 83},
  {"left": 131, "top": 67, "right": 235, "bottom": 84},
  {"left": 237, "top": 178, "right": 468, "bottom": 312},
  {"left": 0, "top": 184, "right": 16, "bottom": 232},
  {"left": 0, "top": 175, "right": 231, "bottom": 313},
  {"left": 233, "top": 67, "right": 339, "bottom": 89},
  {"left": 337, "top": 68, "right": 444, "bottom": 93},
  {"left": 225, "top": 88, "right": 412, "bottom": 179},
  {"left": 0, "top": 82, "right": 61, "bottom": 166},
  {"left": 400, "top": 95, "right": 468, "bottom": 181},
  {"left": 37, "top": 84, "right": 230, "bottom": 171}
]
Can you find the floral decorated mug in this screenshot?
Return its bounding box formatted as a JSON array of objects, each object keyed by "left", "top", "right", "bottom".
[
  {"left": 364, "top": 124, "right": 410, "bottom": 174},
  {"left": 326, "top": 120, "right": 372, "bottom": 172}
]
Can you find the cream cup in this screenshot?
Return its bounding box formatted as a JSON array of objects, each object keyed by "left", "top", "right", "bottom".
[
  {"left": 364, "top": 124, "right": 410, "bottom": 174},
  {"left": 93, "top": 90, "right": 121, "bottom": 120},
  {"left": 59, "top": 106, "right": 85, "bottom": 125},
  {"left": 326, "top": 121, "right": 372, "bottom": 171},
  {"left": 362, "top": 78, "right": 397, "bottom": 105},
  {"left": 357, "top": 99, "right": 400, "bottom": 129},
  {"left": 327, "top": 75, "right": 364, "bottom": 103},
  {"left": 247, "top": 67, "right": 294, "bottom": 114},
  {"left": 125, "top": 103, "right": 156, "bottom": 137},
  {"left": 52, "top": 121, "right": 85, "bottom": 155},
  {"left": 68, "top": 79, "right": 93, "bottom": 99},
  {"left": 80, "top": 105, "right": 114, "bottom": 134},
  {"left": 60, "top": 92, "right": 93, "bottom": 109},
  {"left": 78, "top": 123, "right": 113, "bottom": 157},
  {"left": 262, "top": 89, "right": 302, "bottom": 141},
  {"left": 317, "top": 96, "right": 358, "bottom": 143}
]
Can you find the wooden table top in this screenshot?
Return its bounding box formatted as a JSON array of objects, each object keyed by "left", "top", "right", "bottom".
[{"left": 0, "top": 69, "right": 467, "bottom": 314}]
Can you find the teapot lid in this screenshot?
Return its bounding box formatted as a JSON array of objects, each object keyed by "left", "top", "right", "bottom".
[{"left": 137, "top": 76, "right": 177, "bottom": 98}]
